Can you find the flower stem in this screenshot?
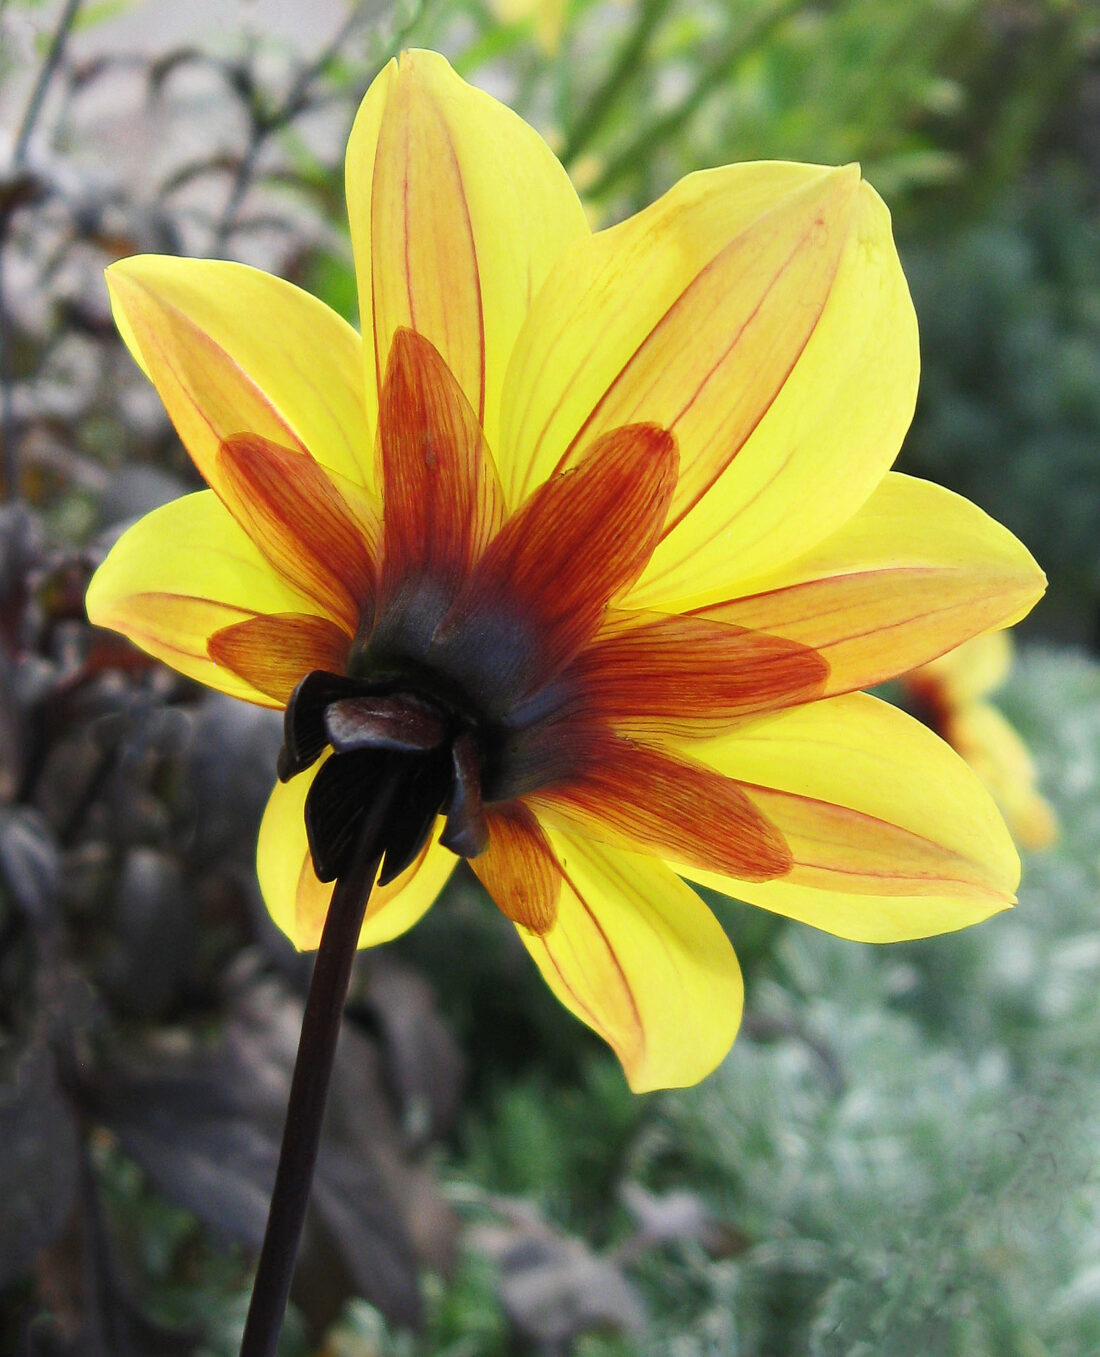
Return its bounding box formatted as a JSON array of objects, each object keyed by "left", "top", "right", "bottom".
[{"left": 239, "top": 780, "right": 396, "bottom": 1357}]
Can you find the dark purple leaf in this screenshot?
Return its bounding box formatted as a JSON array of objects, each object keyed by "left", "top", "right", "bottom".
[{"left": 0, "top": 1029, "right": 79, "bottom": 1286}]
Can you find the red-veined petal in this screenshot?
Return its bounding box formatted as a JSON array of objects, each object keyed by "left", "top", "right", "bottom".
[
  {"left": 529, "top": 735, "right": 791, "bottom": 882},
  {"left": 690, "top": 474, "right": 1045, "bottom": 695},
  {"left": 502, "top": 163, "right": 918, "bottom": 600},
  {"left": 376, "top": 329, "right": 504, "bottom": 636},
  {"left": 470, "top": 802, "right": 560, "bottom": 933},
  {"left": 430, "top": 424, "right": 677, "bottom": 713},
  {"left": 517, "top": 831, "right": 743, "bottom": 1091},
  {"left": 346, "top": 50, "right": 588, "bottom": 451},
  {"left": 208, "top": 614, "right": 351, "bottom": 705},
  {"left": 257, "top": 755, "right": 457, "bottom": 950},
  {"left": 564, "top": 610, "right": 828, "bottom": 736},
  {"left": 680, "top": 693, "right": 1019, "bottom": 941},
  {"left": 106, "top": 256, "right": 372, "bottom": 490},
  {"left": 86, "top": 490, "right": 322, "bottom": 706},
  {"left": 217, "top": 433, "right": 377, "bottom": 633}
]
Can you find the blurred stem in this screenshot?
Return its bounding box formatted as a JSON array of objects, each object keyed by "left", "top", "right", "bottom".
[
  {"left": 238, "top": 779, "right": 396, "bottom": 1357},
  {"left": 11, "top": 0, "right": 84, "bottom": 169},
  {"left": 559, "top": 0, "right": 669, "bottom": 168},
  {"left": 211, "top": 0, "right": 376, "bottom": 252},
  {"left": 2, "top": 0, "right": 83, "bottom": 501},
  {"left": 585, "top": 0, "right": 802, "bottom": 201}
]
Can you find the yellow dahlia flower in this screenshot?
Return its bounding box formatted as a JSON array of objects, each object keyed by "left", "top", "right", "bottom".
[
  {"left": 901, "top": 631, "right": 1057, "bottom": 852},
  {"left": 86, "top": 50, "right": 1045, "bottom": 1091}
]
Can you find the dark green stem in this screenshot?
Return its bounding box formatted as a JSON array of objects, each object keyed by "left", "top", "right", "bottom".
[{"left": 238, "top": 779, "right": 396, "bottom": 1357}]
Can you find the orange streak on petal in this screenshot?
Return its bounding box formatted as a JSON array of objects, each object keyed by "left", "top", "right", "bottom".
[
  {"left": 738, "top": 782, "right": 1010, "bottom": 901},
  {"left": 569, "top": 610, "right": 828, "bottom": 734},
  {"left": 93, "top": 591, "right": 282, "bottom": 706},
  {"left": 519, "top": 833, "right": 745, "bottom": 1090},
  {"left": 377, "top": 328, "right": 504, "bottom": 617},
  {"left": 208, "top": 613, "right": 351, "bottom": 704},
  {"left": 695, "top": 569, "right": 1032, "bottom": 698},
  {"left": 506, "top": 165, "right": 859, "bottom": 522},
  {"left": 432, "top": 424, "right": 677, "bottom": 708},
  {"left": 371, "top": 64, "right": 486, "bottom": 425},
  {"left": 531, "top": 736, "right": 791, "bottom": 882},
  {"left": 217, "top": 434, "right": 376, "bottom": 633},
  {"left": 527, "top": 857, "right": 643, "bottom": 1070},
  {"left": 470, "top": 802, "right": 561, "bottom": 934}
]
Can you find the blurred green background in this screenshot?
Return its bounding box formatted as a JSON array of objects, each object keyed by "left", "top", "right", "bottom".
[{"left": 0, "top": 1, "right": 1097, "bottom": 1354}]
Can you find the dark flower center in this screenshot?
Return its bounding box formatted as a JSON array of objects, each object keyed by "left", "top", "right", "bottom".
[{"left": 280, "top": 665, "right": 505, "bottom": 886}]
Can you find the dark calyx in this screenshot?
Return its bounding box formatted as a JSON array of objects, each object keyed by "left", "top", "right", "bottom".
[{"left": 280, "top": 669, "right": 490, "bottom": 886}]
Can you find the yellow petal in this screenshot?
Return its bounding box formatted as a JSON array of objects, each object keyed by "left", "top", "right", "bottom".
[
  {"left": 945, "top": 700, "right": 1058, "bottom": 852},
  {"left": 257, "top": 754, "right": 457, "bottom": 950},
  {"left": 911, "top": 629, "right": 1014, "bottom": 707},
  {"left": 107, "top": 255, "right": 371, "bottom": 490},
  {"left": 86, "top": 490, "right": 319, "bottom": 705},
  {"left": 503, "top": 162, "right": 918, "bottom": 598},
  {"left": 693, "top": 474, "right": 1045, "bottom": 697},
  {"left": 517, "top": 830, "right": 743, "bottom": 1091},
  {"left": 346, "top": 50, "right": 588, "bottom": 453},
  {"left": 681, "top": 693, "right": 1019, "bottom": 942}
]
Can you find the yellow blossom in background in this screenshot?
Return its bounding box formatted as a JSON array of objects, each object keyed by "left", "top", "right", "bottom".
[
  {"left": 492, "top": 0, "right": 568, "bottom": 53},
  {"left": 902, "top": 632, "right": 1058, "bottom": 851},
  {"left": 86, "top": 50, "right": 1045, "bottom": 1091}
]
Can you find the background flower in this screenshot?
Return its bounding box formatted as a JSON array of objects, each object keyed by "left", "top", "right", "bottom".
[{"left": 900, "top": 631, "right": 1058, "bottom": 851}]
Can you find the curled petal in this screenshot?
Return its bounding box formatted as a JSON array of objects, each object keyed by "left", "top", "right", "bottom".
[
  {"left": 257, "top": 755, "right": 456, "bottom": 950},
  {"left": 87, "top": 491, "right": 321, "bottom": 706},
  {"left": 530, "top": 735, "right": 791, "bottom": 882},
  {"left": 106, "top": 255, "right": 372, "bottom": 490},
  {"left": 681, "top": 693, "right": 1019, "bottom": 942},
  {"left": 209, "top": 614, "right": 351, "bottom": 704},
  {"left": 431, "top": 424, "right": 677, "bottom": 712},
  {"left": 692, "top": 474, "right": 1046, "bottom": 695},
  {"left": 566, "top": 610, "right": 828, "bottom": 736},
  {"left": 470, "top": 802, "right": 560, "bottom": 934},
  {"left": 375, "top": 329, "right": 505, "bottom": 643},
  {"left": 347, "top": 50, "right": 588, "bottom": 450},
  {"left": 217, "top": 433, "right": 377, "bottom": 632},
  {"left": 519, "top": 832, "right": 744, "bottom": 1091}
]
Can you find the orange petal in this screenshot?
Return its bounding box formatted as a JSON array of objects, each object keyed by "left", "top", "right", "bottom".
[
  {"left": 217, "top": 433, "right": 377, "bottom": 634},
  {"left": 375, "top": 329, "right": 504, "bottom": 640},
  {"left": 207, "top": 614, "right": 351, "bottom": 704},
  {"left": 430, "top": 424, "right": 677, "bottom": 711},
  {"left": 565, "top": 610, "right": 828, "bottom": 736},
  {"left": 520, "top": 832, "right": 744, "bottom": 1091},
  {"left": 530, "top": 734, "right": 791, "bottom": 882},
  {"left": 470, "top": 802, "right": 560, "bottom": 934},
  {"left": 690, "top": 474, "right": 1046, "bottom": 695}
]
